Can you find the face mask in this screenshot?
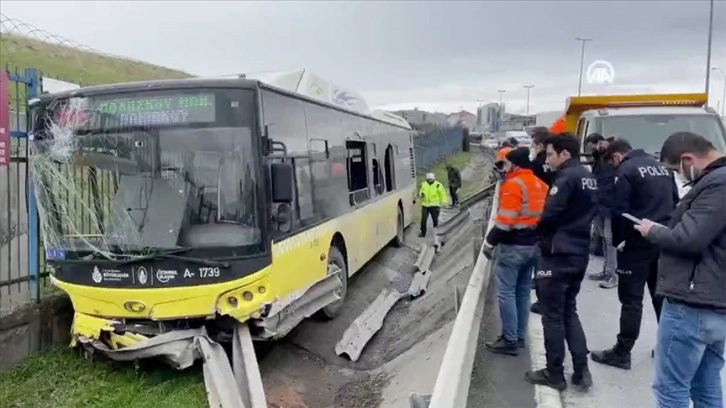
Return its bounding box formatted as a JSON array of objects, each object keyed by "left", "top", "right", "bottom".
[{"left": 680, "top": 159, "right": 697, "bottom": 183}]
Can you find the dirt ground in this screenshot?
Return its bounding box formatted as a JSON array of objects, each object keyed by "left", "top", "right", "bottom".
[{"left": 259, "top": 147, "right": 495, "bottom": 408}]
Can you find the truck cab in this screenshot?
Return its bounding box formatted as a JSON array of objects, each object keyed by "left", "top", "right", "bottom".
[{"left": 565, "top": 93, "right": 726, "bottom": 197}]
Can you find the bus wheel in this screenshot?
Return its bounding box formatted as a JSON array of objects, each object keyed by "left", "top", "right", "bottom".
[
  {"left": 392, "top": 207, "right": 405, "bottom": 247},
  {"left": 320, "top": 246, "right": 347, "bottom": 319}
]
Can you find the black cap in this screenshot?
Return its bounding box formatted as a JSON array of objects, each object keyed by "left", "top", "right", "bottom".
[{"left": 505, "top": 147, "right": 531, "bottom": 168}]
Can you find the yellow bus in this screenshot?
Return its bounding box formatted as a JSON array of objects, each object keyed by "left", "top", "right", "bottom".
[{"left": 30, "top": 73, "right": 416, "bottom": 349}]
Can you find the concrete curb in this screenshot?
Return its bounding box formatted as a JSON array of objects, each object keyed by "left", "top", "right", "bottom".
[
  {"left": 527, "top": 293, "right": 565, "bottom": 408},
  {"left": 421, "top": 184, "right": 499, "bottom": 408}
]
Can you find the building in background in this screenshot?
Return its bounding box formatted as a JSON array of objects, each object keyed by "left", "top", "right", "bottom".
[
  {"left": 476, "top": 103, "right": 505, "bottom": 133},
  {"left": 499, "top": 113, "right": 536, "bottom": 132},
  {"left": 447, "top": 110, "right": 477, "bottom": 130},
  {"left": 395, "top": 108, "right": 449, "bottom": 129}
]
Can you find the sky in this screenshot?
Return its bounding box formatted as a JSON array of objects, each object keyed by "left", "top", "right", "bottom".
[{"left": 2, "top": 0, "right": 725, "bottom": 115}]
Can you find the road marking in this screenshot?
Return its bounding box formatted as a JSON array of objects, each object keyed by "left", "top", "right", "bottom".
[{"left": 527, "top": 293, "right": 566, "bottom": 408}]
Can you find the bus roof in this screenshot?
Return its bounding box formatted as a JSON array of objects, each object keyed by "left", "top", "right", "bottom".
[
  {"left": 239, "top": 69, "right": 412, "bottom": 129},
  {"left": 33, "top": 73, "right": 413, "bottom": 130}
]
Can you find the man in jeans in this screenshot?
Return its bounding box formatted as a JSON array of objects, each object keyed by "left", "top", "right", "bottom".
[
  {"left": 482, "top": 147, "right": 548, "bottom": 355},
  {"left": 634, "top": 132, "right": 726, "bottom": 407},
  {"left": 585, "top": 133, "right": 618, "bottom": 289}
]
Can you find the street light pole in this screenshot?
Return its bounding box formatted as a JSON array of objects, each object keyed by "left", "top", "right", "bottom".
[
  {"left": 712, "top": 67, "right": 726, "bottom": 116},
  {"left": 497, "top": 90, "right": 506, "bottom": 106},
  {"left": 576, "top": 37, "right": 592, "bottom": 96},
  {"left": 705, "top": 0, "right": 714, "bottom": 95},
  {"left": 523, "top": 85, "right": 534, "bottom": 116}
]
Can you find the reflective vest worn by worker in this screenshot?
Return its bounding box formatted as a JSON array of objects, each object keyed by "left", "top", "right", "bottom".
[
  {"left": 486, "top": 168, "right": 548, "bottom": 246},
  {"left": 419, "top": 179, "right": 448, "bottom": 207}
]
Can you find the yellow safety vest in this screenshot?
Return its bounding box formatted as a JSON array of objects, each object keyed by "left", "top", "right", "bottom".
[{"left": 419, "top": 180, "right": 447, "bottom": 207}]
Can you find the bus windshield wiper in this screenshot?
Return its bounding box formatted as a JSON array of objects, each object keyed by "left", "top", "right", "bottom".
[{"left": 117, "top": 248, "right": 230, "bottom": 268}]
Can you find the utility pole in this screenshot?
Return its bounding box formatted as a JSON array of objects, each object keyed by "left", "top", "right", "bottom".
[
  {"left": 497, "top": 90, "right": 506, "bottom": 106},
  {"left": 713, "top": 67, "right": 726, "bottom": 116},
  {"left": 576, "top": 37, "right": 592, "bottom": 96},
  {"left": 705, "top": 0, "right": 715, "bottom": 95},
  {"left": 523, "top": 85, "right": 534, "bottom": 116}
]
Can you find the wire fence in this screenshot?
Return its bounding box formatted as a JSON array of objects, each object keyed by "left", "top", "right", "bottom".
[
  {"left": 414, "top": 127, "right": 465, "bottom": 170},
  {"left": 0, "top": 13, "right": 149, "bottom": 64}
]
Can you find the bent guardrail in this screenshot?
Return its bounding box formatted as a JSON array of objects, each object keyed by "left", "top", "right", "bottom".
[{"left": 409, "top": 183, "right": 500, "bottom": 408}]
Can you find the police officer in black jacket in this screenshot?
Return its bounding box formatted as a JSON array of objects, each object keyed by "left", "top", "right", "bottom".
[
  {"left": 590, "top": 138, "right": 679, "bottom": 370},
  {"left": 525, "top": 133, "right": 596, "bottom": 391}
]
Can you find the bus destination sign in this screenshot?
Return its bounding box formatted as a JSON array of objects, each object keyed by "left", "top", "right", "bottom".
[{"left": 85, "top": 93, "right": 216, "bottom": 127}]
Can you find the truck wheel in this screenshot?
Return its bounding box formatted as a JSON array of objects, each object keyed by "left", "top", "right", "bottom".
[
  {"left": 392, "top": 207, "right": 405, "bottom": 247},
  {"left": 320, "top": 246, "right": 347, "bottom": 319}
]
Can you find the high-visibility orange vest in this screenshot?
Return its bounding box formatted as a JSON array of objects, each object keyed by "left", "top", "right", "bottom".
[
  {"left": 494, "top": 168, "right": 548, "bottom": 230},
  {"left": 495, "top": 146, "right": 513, "bottom": 162}
]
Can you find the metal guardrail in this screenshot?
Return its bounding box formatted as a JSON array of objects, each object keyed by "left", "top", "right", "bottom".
[
  {"left": 458, "top": 183, "right": 497, "bottom": 211},
  {"left": 410, "top": 183, "right": 500, "bottom": 408}
]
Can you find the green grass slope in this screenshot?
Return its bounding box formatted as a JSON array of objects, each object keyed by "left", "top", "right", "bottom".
[
  {"left": 1, "top": 34, "right": 193, "bottom": 109},
  {"left": 1, "top": 33, "right": 192, "bottom": 85}
]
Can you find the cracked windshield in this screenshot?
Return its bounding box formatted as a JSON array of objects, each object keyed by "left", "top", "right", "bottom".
[{"left": 0, "top": 2, "right": 724, "bottom": 408}]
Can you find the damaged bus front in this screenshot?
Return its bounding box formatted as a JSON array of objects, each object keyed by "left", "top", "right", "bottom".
[{"left": 30, "top": 82, "right": 284, "bottom": 349}]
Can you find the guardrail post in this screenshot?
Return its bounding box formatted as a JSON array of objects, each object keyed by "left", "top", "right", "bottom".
[{"left": 25, "top": 67, "right": 39, "bottom": 301}]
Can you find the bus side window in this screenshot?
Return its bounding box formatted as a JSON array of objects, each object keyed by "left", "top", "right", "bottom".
[{"left": 346, "top": 140, "right": 370, "bottom": 206}]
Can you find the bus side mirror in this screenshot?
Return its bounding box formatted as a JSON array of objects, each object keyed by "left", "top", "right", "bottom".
[{"left": 271, "top": 162, "right": 294, "bottom": 203}]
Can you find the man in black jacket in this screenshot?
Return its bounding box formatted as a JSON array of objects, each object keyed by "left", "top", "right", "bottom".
[
  {"left": 590, "top": 138, "right": 679, "bottom": 370},
  {"left": 634, "top": 132, "right": 726, "bottom": 407},
  {"left": 584, "top": 133, "right": 618, "bottom": 289},
  {"left": 446, "top": 164, "right": 462, "bottom": 206},
  {"left": 530, "top": 128, "right": 555, "bottom": 186},
  {"left": 525, "top": 133, "right": 596, "bottom": 392},
  {"left": 528, "top": 128, "right": 554, "bottom": 312}
]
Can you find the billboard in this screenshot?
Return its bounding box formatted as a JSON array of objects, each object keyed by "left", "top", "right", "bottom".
[{"left": 0, "top": 70, "right": 9, "bottom": 167}]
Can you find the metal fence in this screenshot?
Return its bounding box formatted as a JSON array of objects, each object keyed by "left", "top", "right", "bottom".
[
  {"left": 1, "top": 67, "right": 40, "bottom": 314},
  {"left": 413, "top": 127, "right": 464, "bottom": 170}
]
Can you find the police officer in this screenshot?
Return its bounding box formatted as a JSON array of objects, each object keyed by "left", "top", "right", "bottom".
[
  {"left": 526, "top": 133, "right": 595, "bottom": 392},
  {"left": 590, "top": 139, "right": 679, "bottom": 370},
  {"left": 418, "top": 172, "right": 448, "bottom": 237}
]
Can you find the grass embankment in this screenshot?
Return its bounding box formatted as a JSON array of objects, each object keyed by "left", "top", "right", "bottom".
[
  {"left": 0, "top": 34, "right": 193, "bottom": 110},
  {"left": 0, "top": 347, "right": 208, "bottom": 408},
  {"left": 412, "top": 151, "right": 474, "bottom": 224}
]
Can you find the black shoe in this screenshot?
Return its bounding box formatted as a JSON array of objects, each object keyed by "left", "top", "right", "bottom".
[
  {"left": 525, "top": 368, "right": 566, "bottom": 391},
  {"left": 591, "top": 348, "right": 631, "bottom": 370},
  {"left": 485, "top": 336, "right": 519, "bottom": 356},
  {"left": 418, "top": 232, "right": 425, "bottom": 238},
  {"left": 530, "top": 302, "right": 542, "bottom": 315},
  {"left": 571, "top": 368, "right": 593, "bottom": 392},
  {"left": 518, "top": 338, "right": 526, "bottom": 349}
]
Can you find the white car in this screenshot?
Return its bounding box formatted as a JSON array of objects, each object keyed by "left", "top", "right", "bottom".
[{"left": 483, "top": 138, "right": 499, "bottom": 149}]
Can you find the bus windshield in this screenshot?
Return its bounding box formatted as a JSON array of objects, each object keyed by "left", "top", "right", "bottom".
[
  {"left": 600, "top": 114, "right": 726, "bottom": 156},
  {"left": 30, "top": 88, "right": 262, "bottom": 259}
]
